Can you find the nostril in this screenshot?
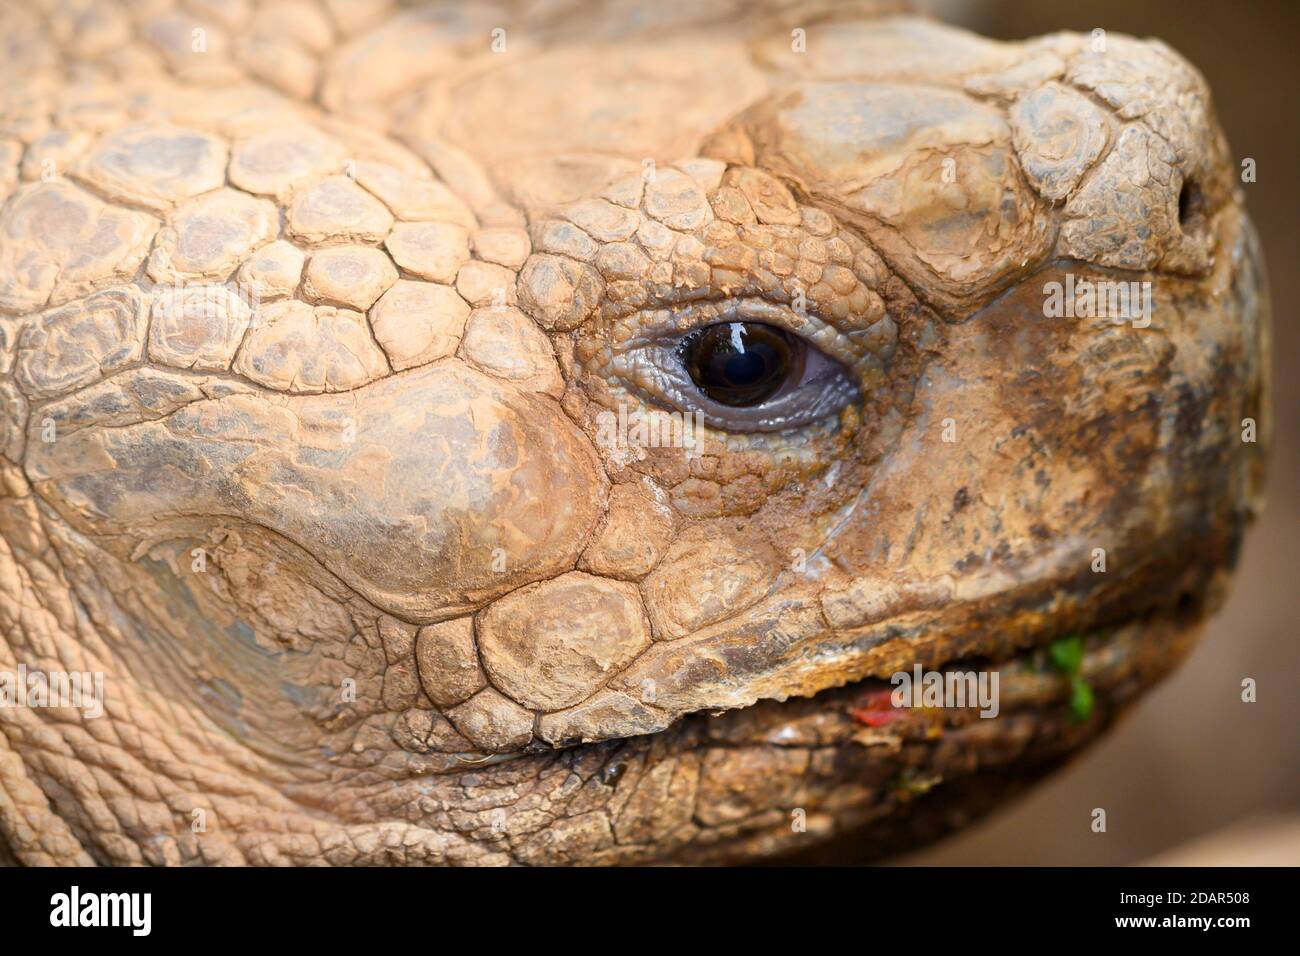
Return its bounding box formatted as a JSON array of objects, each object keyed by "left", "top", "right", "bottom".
[{"left": 1178, "top": 177, "right": 1205, "bottom": 231}]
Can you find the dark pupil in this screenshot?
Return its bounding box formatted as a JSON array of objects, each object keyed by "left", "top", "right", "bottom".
[{"left": 682, "top": 322, "right": 793, "bottom": 407}]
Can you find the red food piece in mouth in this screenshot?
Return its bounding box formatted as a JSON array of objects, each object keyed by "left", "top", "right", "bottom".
[{"left": 848, "top": 686, "right": 908, "bottom": 727}]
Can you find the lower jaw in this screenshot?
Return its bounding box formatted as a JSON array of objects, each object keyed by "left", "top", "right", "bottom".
[{"left": 627, "top": 610, "right": 1202, "bottom": 864}]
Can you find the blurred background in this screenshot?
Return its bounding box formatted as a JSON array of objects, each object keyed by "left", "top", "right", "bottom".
[{"left": 890, "top": 0, "right": 1299, "bottom": 865}]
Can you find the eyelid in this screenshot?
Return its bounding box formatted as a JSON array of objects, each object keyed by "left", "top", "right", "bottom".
[{"left": 618, "top": 296, "right": 879, "bottom": 381}]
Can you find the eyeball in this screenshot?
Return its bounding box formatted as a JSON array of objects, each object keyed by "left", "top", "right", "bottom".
[
  {"left": 609, "top": 325, "right": 862, "bottom": 433},
  {"left": 679, "top": 322, "right": 803, "bottom": 407}
]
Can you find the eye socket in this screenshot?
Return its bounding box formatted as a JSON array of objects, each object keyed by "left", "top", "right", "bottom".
[
  {"left": 597, "top": 301, "right": 868, "bottom": 433},
  {"left": 679, "top": 322, "right": 803, "bottom": 407}
]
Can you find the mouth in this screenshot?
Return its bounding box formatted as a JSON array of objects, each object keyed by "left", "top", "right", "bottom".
[
  {"left": 461, "top": 605, "right": 1204, "bottom": 865},
  {"left": 717, "top": 610, "right": 1200, "bottom": 750},
  {"left": 479, "top": 599, "right": 1204, "bottom": 772},
  {"left": 679, "top": 609, "right": 1205, "bottom": 859}
]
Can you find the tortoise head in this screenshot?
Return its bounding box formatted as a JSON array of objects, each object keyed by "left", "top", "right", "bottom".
[{"left": 0, "top": 11, "right": 1267, "bottom": 864}]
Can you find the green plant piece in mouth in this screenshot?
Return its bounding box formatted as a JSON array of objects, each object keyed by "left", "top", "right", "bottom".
[
  {"left": 1048, "top": 635, "right": 1085, "bottom": 674},
  {"left": 1048, "top": 635, "right": 1095, "bottom": 723},
  {"left": 1068, "top": 676, "right": 1096, "bottom": 723}
]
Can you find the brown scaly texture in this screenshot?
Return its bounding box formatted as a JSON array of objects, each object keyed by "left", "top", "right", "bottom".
[{"left": 0, "top": 1, "right": 1269, "bottom": 865}]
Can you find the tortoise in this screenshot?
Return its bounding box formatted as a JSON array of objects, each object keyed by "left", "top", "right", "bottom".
[{"left": 0, "top": 0, "right": 1268, "bottom": 866}]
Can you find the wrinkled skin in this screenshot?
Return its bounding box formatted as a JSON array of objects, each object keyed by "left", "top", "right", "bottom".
[{"left": 0, "top": 1, "right": 1268, "bottom": 865}]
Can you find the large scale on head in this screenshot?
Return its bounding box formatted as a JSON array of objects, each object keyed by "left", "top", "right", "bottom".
[{"left": 0, "top": 0, "right": 1268, "bottom": 865}]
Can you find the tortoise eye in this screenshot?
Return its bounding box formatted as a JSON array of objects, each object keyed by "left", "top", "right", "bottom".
[
  {"left": 598, "top": 301, "right": 863, "bottom": 433},
  {"left": 679, "top": 322, "right": 803, "bottom": 407}
]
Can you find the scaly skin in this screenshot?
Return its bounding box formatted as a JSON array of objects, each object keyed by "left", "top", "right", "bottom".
[{"left": 0, "top": 2, "right": 1268, "bottom": 865}]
